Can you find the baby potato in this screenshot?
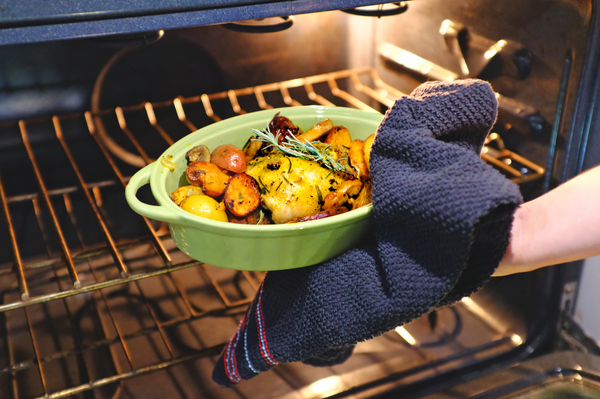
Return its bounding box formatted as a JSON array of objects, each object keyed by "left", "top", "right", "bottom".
[
  {"left": 180, "top": 194, "right": 229, "bottom": 222},
  {"left": 211, "top": 144, "right": 247, "bottom": 174},
  {"left": 170, "top": 185, "right": 205, "bottom": 206}
]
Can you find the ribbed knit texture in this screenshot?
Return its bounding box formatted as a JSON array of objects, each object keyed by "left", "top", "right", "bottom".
[{"left": 212, "top": 79, "right": 523, "bottom": 387}]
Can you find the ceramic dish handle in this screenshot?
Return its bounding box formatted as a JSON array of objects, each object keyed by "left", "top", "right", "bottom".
[{"left": 125, "top": 162, "right": 180, "bottom": 224}]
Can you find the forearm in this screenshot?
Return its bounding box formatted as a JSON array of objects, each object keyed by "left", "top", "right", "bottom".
[{"left": 494, "top": 165, "right": 600, "bottom": 276}]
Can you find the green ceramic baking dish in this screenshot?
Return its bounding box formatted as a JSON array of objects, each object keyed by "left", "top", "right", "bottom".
[{"left": 125, "top": 106, "right": 383, "bottom": 271}]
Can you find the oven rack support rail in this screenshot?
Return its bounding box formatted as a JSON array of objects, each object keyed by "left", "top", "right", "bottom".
[{"left": 0, "top": 67, "right": 537, "bottom": 398}]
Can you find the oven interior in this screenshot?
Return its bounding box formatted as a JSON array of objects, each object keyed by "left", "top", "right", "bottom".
[{"left": 0, "top": 1, "right": 598, "bottom": 398}]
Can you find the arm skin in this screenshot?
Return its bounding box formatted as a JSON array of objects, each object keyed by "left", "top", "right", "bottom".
[{"left": 493, "top": 165, "right": 600, "bottom": 277}]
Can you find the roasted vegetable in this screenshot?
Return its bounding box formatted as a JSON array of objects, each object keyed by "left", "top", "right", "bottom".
[
  {"left": 170, "top": 185, "right": 205, "bottom": 206},
  {"left": 268, "top": 113, "right": 302, "bottom": 145},
  {"left": 180, "top": 194, "right": 228, "bottom": 222},
  {"left": 160, "top": 155, "right": 177, "bottom": 171},
  {"left": 227, "top": 208, "right": 273, "bottom": 225},
  {"left": 324, "top": 126, "right": 352, "bottom": 148},
  {"left": 211, "top": 144, "right": 247, "bottom": 174},
  {"left": 363, "top": 133, "right": 376, "bottom": 173},
  {"left": 296, "top": 119, "right": 334, "bottom": 143},
  {"left": 185, "top": 144, "right": 211, "bottom": 164},
  {"left": 349, "top": 139, "right": 369, "bottom": 179},
  {"left": 223, "top": 173, "right": 261, "bottom": 217},
  {"left": 350, "top": 180, "right": 372, "bottom": 210},
  {"left": 243, "top": 139, "right": 263, "bottom": 163},
  {"left": 186, "top": 161, "right": 231, "bottom": 197},
  {"left": 289, "top": 207, "right": 348, "bottom": 223},
  {"left": 323, "top": 179, "right": 363, "bottom": 210}
]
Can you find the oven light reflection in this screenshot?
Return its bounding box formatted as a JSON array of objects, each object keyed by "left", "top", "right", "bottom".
[
  {"left": 395, "top": 326, "right": 417, "bottom": 345},
  {"left": 511, "top": 334, "right": 523, "bottom": 345},
  {"left": 484, "top": 40, "right": 507, "bottom": 59},
  {"left": 302, "top": 375, "right": 344, "bottom": 398}
]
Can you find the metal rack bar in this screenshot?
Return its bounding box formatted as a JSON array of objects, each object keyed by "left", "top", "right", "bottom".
[
  {"left": 145, "top": 102, "right": 176, "bottom": 146},
  {"left": 0, "top": 172, "right": 29, "bottom": 301},
  {"left": 84, "top": 112, "right": 174, "bottom": 269},
  {"left": 53, "top": 116, "right": 128, "bottom": 278},
  {"left": 115, "top": 107, "right": 154, "bottom": 165},
  {"left": 35, "top": 344, "right": 225, "bottom": 399},
  {"left": 173, "top": 97, "right": 198, "bottom": 132},
  {"left": 19, "top": 121, "right": 81, "bottom": 289}
]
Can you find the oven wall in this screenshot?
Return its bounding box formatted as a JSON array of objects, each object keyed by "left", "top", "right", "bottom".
[{"left": 577, "top": 257, "right": 600, "bottom": 342}]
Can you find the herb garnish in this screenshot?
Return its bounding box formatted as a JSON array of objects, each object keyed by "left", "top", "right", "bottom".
[{"left": 251, "top": 127, "right": 347, "bottom": 172}]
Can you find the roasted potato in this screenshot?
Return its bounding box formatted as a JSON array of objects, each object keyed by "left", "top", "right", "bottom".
[
  {"left": 363, "top": 133, "right": 376, "bottom": 173},
  {"left": 323, "top": 179, "right": 363, "bottom": 210},
  {"left": 243, "top": 139, "right": 263, "bottom": 163},
  {"left": 350, "top": 180, "right": 372, "bottom": 210},
  {"left": 170, "top": 185, "right": 205, "bottom": 206},
  {"left": 223, "top": 173, "right": 261, "bottom": 217},
  {"left": 180, "top": 194, "right": 229, "bottom": 222},
  {"left": 210, "top": 144, "right": 247, "bottom": 174},
  {"left": 324, "top": 126, "right": 352, "bottom": 147},
  {"left": 349, "top": 139, "right": 369, "bottom": 179},
  {"left": 296, "top": 119, "right": 334, "bottom": 143},
  {"left": 186, "top": 161, "right": 231, "bottom": 197}
]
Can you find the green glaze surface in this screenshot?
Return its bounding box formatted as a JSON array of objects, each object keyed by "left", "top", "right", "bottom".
[{"left": 125, "top": 106, "right": 383, "bottom": 270}]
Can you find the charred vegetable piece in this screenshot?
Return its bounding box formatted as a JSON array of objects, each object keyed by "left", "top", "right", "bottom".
[
  {"left": 243, "top": 139, "right": 263, "bottom": 163},
  {"left": 363, "top": 133, "right": 376, "bottom": 173},
  {"left": 170, "top": 185, "right": 205, "bottom": 206},
  {"left": 350, "top": 180, "right": 372, "bottom": 210},
  {"left": 223, "top": 173, "right": 261, "bottom": 217},
  {"left": 227, "top": 208, "right": 273, "bottom": 225},
  {"left": 211, "top": 144, "right": 247, "bottom": 174},
  {"left": 186, "top": 161, "right": 231, "bottom": 197},
  {"left": 185, "top": 145, "right": 211, "bottom": 164},
  {"left": 323, "top": 179, "right": 363, "bottom": 210},
  {"left": 296, "top": 119, "right": 334, "bottom": 143},
  {"left": 324, "top": 126, "right": 352, "bottom": 147},
  {"left": 289, "top": 207, "right": 348, "bottom": 223},
  {"left": 180, "top": 194, "right": 228, "bottom": 222},
  {"left": 349, "top": 139, "right": 369, "bottom": 179},
  {"left": 268, "top": 113, "right": 302, "bottom": 144}
]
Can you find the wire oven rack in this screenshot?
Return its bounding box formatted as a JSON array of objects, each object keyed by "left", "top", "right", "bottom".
[{"left": 0, "top": 67, "right": 539, "bottom": 399}]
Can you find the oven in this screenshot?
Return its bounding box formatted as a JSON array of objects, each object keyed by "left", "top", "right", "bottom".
[{"left": 1, "top": 1, "right": 600, "bottom": 398}]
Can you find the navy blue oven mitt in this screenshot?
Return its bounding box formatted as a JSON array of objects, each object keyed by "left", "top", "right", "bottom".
[{"left": 212, "top": 79, "right": 523, "bottom": 387}]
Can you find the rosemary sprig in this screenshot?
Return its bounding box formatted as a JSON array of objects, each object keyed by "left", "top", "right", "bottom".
[{"left": 250, "top": 127, "right": 347, "bottom": 172}]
